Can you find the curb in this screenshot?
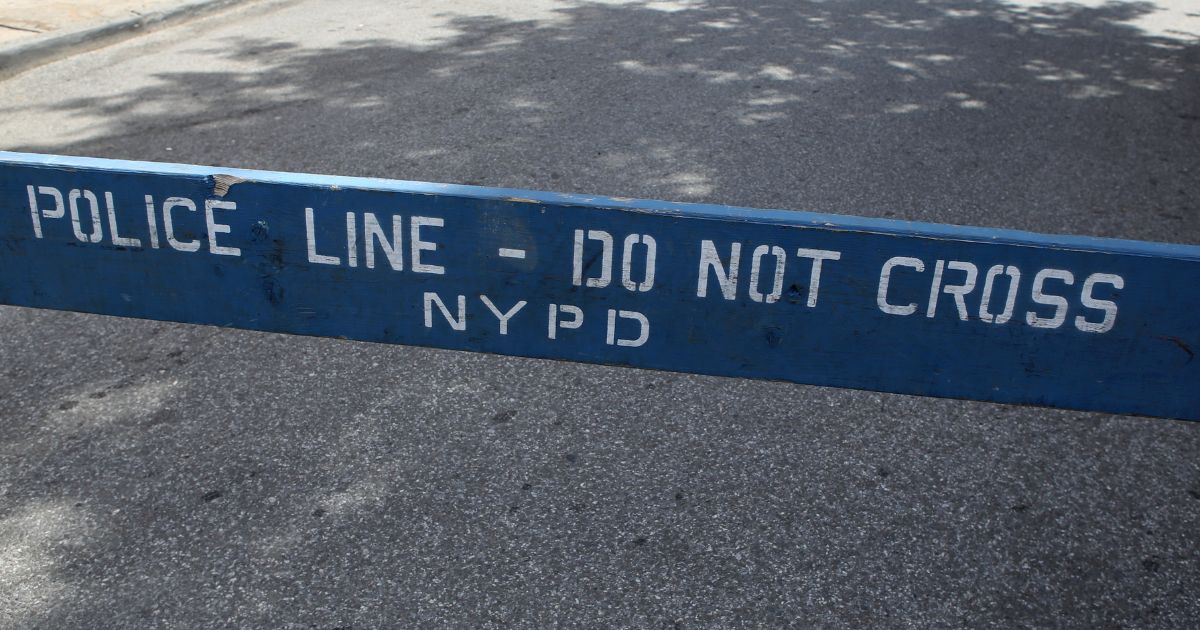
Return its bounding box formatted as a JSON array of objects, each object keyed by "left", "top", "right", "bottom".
[{"left": 0, "top": 0, "right": 254, "bottom": 80}]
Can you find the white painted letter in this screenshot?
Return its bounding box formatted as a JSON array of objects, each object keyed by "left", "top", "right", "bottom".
[
  {"left": 877, "top": 256, "right": 925, "bottom": 315},
  {"left": 143, "top": 195, "right": 160, "bottom": 248},
  {"left": 363, "top": 212, "right": 403, "bottom": 270},
  {"left": 924, "top": 260, "right": 946, "bottom": 318},
  {"left": 548, "top": 304, "right": 584, "bottom": 339},
  {"left": 794, "top": 248, "right": 841, "bottom": 307},
  {"left": 572, "top": 229, "right": 613, "bottom": 287},
  {"left": 345, "top": 212, "right": 358, "bottom": 268},
  {"left": 103, "top": 192, "right": 142, "bottom": 248},
  {"left": 304, "top": 207, "right": 339, "bottom": 265},
  {"left": 410, "top": 216, "right": 445, "bottom": 274},
  {"left": 927, "top": 260, "right": 977, "bottom": 320},
  {"left": 480, "top": 295, "right": 526, "bottom": 335},
  {"left": 26, "top": 186, "right": 40, "bottom": 238},
  {"left": 979, "top": 265, "right": 1021, "bottom": 324},
  {"left": 424, "top": 292, "right": 466, "bottom": 331},
  {"left": 1075, "top": 273, "right": 1123, "bottom": 333},
  {"left": 68, "top": 189, "right": 103, "bottom": 243},
  {"left": 1026, "top": 268, "right": 1074, "bottom": 329},
  {"left": 204, "top": 199, "right": 240, "bottom": 256},
  {"left": 748, "top": 245, "right": 786, "bottom": 304},
  {"left": 620, "top": 233, "right": 657, "bottom": 292},
  {"left": 606, "top": 309, "right": 650, "bottom": 347},
  {"left": 697, "top": 240, "right": 741, "bottom": 300},
  {"left": 163, "top": 198, "right": 200, "bottom": 252},
  {"left": 26, "top": 185, "right": 65, "bottom": 238}
]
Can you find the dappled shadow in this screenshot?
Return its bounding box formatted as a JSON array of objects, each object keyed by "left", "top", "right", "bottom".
[
  {"left": 2, "top": 0, "right": 1200, "bottom": 626},
  {"left": 3, "top": 0, "right": 1198, "bottom": 241}
]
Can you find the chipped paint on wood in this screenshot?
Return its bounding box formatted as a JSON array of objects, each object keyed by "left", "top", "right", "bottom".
[{"left": 210, "top": 173, "right": 245, "bottom": 198}]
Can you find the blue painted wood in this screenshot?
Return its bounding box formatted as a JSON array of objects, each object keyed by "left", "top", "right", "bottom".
[{"left": 1, "top": 151, "right": 1197, "bottom": 420}]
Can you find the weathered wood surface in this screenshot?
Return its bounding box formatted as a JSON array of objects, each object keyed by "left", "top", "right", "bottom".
[{"left": 1, "top": 152, "right": 1197, "bottom": 420}]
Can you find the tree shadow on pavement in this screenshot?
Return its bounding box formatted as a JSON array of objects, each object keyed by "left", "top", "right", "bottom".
[
  {"left": 1, "top": 0, "right": 1199, "bottom": 627},
  {"left": 9, "top": 0, "right": 1199, "bottom": 240}
]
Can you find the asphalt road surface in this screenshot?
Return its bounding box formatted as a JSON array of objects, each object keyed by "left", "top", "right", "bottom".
[{"left": 1, "top": 0, "right": 1198, "bottom": 626}]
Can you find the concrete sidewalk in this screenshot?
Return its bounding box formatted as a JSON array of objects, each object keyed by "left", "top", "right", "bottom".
[{"left": 0, "top": 0, "right": 253, "bottom": 78}]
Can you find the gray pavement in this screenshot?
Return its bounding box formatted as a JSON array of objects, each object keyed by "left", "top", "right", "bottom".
[
  {"left": 0, "top": 0, "right": 254, "bottom": 79},
  {"left": 1, "top": 0, "right": 1199, "bottom": 626}
]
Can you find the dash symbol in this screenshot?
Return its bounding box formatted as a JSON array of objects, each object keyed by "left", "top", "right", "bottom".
[{"left": 498, "top": 248, "right": 526, "bottom": 259}]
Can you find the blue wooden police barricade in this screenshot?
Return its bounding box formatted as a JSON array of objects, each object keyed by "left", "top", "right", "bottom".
[{"left": 1, "top": 152, "right": 1197, "bottom": 420}]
